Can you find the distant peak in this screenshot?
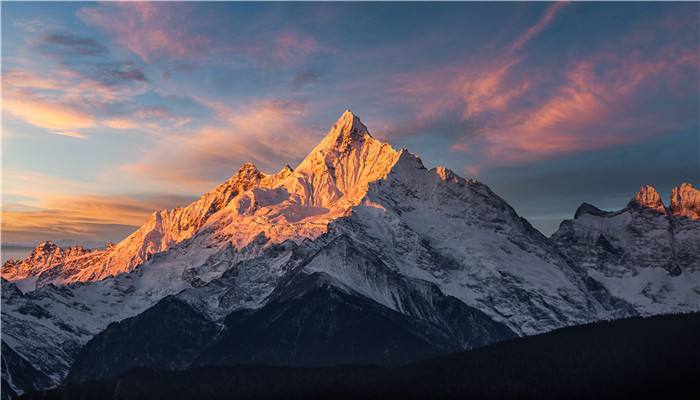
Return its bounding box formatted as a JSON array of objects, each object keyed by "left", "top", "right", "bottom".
[
  {"left": 670, "top": 182, "right": 700, "bottom": 220},
  {"left": 628, "top": 185, "right": 666, "bottom": 213},
  {"left": 574, "top": 203, "right": 610, "bottom": 219}
]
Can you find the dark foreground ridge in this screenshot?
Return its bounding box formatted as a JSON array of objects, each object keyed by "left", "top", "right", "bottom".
[{"left": 20, "top": 312, "right": 700, "bottom": 400}]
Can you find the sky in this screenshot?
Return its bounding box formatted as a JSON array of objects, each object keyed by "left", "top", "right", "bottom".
[{"left": 2, "top": 1, "right": 698, "bottom": 246}]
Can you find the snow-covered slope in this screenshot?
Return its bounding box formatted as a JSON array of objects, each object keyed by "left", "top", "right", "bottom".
[
  {"left": 1, "top": 163, "right": 292, "bottom": 288},
  {"left": 2, "top": 111, "right": 697, "bottom": 396},
  {"left": 552, "top": 184, "right": 700, "bottom": 315}
]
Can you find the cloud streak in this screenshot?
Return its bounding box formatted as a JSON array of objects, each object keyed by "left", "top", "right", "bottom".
[
  {"left": 509, "top": 2, "right": 569, "bottom": 52},
  {"left": 382, "top": 4, "right": 698, "bottom": 169},
  {"left": 122, "top": 98, "right": 319, "bottom": 188},
  {"left": 77, "top": 2, "right": 330, "bottom": 67},
  {"left": 77, "top": 2, "right": 210, "bottom": 62},
  {"left": 2, "top": 169, "right": 194, "bottom": 245},
  {"left": 3, "top": 89, "right": 96, "bottom": 131}
]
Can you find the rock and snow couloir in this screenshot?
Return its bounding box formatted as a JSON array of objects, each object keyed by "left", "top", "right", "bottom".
[{"left": 2, "top": 111, "right": 698, "bottom": 396}]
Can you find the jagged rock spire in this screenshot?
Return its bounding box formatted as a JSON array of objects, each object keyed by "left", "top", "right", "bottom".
[
  {"left": 628, "top": 185, "right": 667, "bottom": 214},
  {"left": 670, "top": 183, "right": 700, "bottom": 220}
]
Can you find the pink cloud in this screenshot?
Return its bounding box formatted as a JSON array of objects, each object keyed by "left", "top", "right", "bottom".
[
  {"left": 478, "top": 48, "right": 697, "bottom": 164},
  {"left": 509, "top": 2, "right": 570, "bottom": 52},
  {"left": 450, "top": 142, "right": 470, "bottom": 153},
  {"left": 383, "top": 9, "right": 697, "bottom": 168},
  {"left": 77, "top": 4, "right": 328, "bottom": 66},
  {"left": 271, "top": 32, "right": 323, "bottom": 64},
  {"left": 77, "top": 2, "right": 210, "bottom": 62}
]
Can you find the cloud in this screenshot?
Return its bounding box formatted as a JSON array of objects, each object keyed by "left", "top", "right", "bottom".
[
  {"left": 39, "top": 32, "right": 108, "bottom": 56},
  {"left": 122, "top": 98, "right": 319, "bottom": 188},
  {"left": 77, "top": 2, "right": 210, "bottom": 62},
  {"left": 3, "top": 90, "right": 96, "bottom": 131},
  {"left": 14, "top": 18, "right": 47, "bottom": 33},
  {"left": 2, "top": 169, "right": 194, "bottom": 245},
  {"left": 50, "top": 130, "right": 89, "bottom": 140},
  {"left": 476, "top": 47, "right": 698, "bottom": 164},
  {"left": 34, "top": 31, "right": 150, "bottom": 93},
  {"left": 77, "top": 3, "right": 330, "bottom": 67},
  {"left": 269, "top": 32, "right": 325, "bottom": 64},
  {"left": 2, "top": 22, "right": 158, "bottom": 138},
  {"left": 509, "top": 2, "right": 569, "bottom": 52},
  {"left": 381, "top": 6, "right": 698, "bottom": 169},
  {"left": 291, "top": 69, "right": 323, "bottom": 89}
]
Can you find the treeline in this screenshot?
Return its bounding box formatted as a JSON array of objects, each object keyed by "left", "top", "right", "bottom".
[{"left": 20, "top": 312, "right": 700, "bottom": 400}]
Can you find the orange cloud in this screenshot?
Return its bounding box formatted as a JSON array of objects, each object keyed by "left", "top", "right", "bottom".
[
  {"left": 3, "top": 91, "right": 95, "bottom": 131},
  {"left": 122, "top": 98, "right": 319, "bottom": 188},
  {"left": 103, "top": 118, "right": 139, "bottom": 130},
  {"left": 2, "top": 169, "right": 193, "bottom": 245}
]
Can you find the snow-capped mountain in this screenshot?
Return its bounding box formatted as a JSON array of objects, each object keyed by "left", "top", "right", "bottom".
[
  {"left": 552, "top": 184, "right": 700, "bottom": 315},
  {"left": 2, "top": 111, "right": 698, "bottom": 397}
]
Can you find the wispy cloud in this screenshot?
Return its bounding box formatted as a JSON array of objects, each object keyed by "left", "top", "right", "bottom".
[
  {"left": 50, "top": 130, "right": 88, "bottom": 140},
  {"left": 291, "top": 69, "right": 323, "bottom": 89},
  {"left": 382, "top": 4, "right": 698, "bottom": 168},
  {"left": 122, "top": 98, "right": 318, "bottom": 188},
  {"left": 3, "top": 89, "right": 96, "bottom": 131},
  {"left": 77, "top": 2, "right": 210, "bottom": 62},
  {"left": 2, "top": 28, "right": 193, "bottom": 138},
  {"left": 476, "top": 48, "right": 698, "bottom": 164},
  {"left": 77, "top": 2, "right": 330, "bottom": 67},
  {"left": 2, "top": 169, "right": 194, "bottom": 245},
  {"left": 509, "top": 2, "right": 569, "bottom": 52},
  {"left": 39, "top": 32, "right": 107, "bottom": 56}
]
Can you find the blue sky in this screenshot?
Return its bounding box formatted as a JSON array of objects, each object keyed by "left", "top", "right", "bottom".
[{"left": 2, "top": 2, "right": 698, "bottom": 245}]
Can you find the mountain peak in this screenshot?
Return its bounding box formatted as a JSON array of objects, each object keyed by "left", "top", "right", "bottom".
[
  {"left": 628, "top": 185, "right": 666, "bottom": 213},
  {"left": 670, "top": 182, "right": 700, "bottom": 220},
  {"left": 574, "top": 202, "right": 610, "bottom": 219},
  {"left": 292, "top": 110, "right": 401, "bottom": 208},
  {"left": 315, "top": 110, "right": 372, "bottom": 154}
]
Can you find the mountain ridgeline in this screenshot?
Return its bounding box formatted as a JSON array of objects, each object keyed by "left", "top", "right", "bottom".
[{"left": 2, "top": 111, "right": 699, "bottom": 397}]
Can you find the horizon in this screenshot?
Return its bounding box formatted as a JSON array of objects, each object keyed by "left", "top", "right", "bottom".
[{"left": 2, "top": 2, "right": 698, "bottom": 246}]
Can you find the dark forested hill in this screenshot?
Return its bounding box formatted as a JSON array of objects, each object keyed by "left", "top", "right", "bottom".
[{"left": 20, "top": 312, "right": 700, "bottom": 400}]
